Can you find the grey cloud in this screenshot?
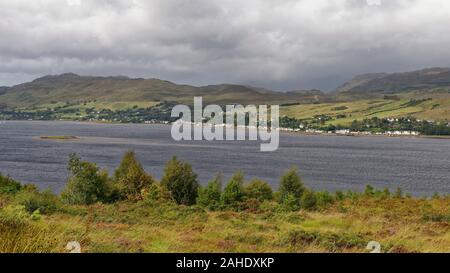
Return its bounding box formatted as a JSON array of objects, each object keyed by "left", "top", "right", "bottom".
[{"left": 0, "top": 0, "right": 449, "bottom": 91}]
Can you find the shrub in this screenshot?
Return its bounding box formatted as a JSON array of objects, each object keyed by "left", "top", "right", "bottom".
[
  {"left": 279, "top": 193, "right": 300, "bottom": 212},
  {"left": 282, "top": 229, "right": 366, "bottom": 251},
  {"left": 0, "top": 205, "right": 30, "bottom": 227},
  {"left": 15, "top": 189, "right": 61, "bottom": 214},
  {"left": 345, "top": 190, "right": 360, "bottom": 200},
  {"left": 143, "top": 183, "right": 175, "bottom": 204},
  {"left": 300, "top": 190, "right": 317, "bottom": 210},
  {"left": 241, "top": 198, "right": 262, "bottom": 212},
  {"left": 197, "top": 174, "right": 222, "bottom": 210},
  {"left": 221, "top": 171, "right": 245, "bottom": 208},
  {"left": 320, "top": 232, "right": 367, "bottom": 251},
  {"left": 279, "top": 168, "right": 305, "bottom": 203},
  {"left": 364, "top": 185, "right": 375, "bottom": 196},
  {"left": 0, "top": 173, "right": 22, "bottom": 194},
  {"left": 282, "top": 229, "right": 319, "bottom": 247},
  {"left": 114, "top": 151, "right": 154, "bottom": 199},
  {"left": 315, "top": 191, "right": 334, "bottom": 208},
  {"left": 422, "top": 213, "right": 450, "bottom": 223},
  {"left": 335, "top": 191, "right": 345, "bottom": 201},
  {"left": 61, "top": 154, "right": 112, "bottom": 205},
  {"left": 432, "top": 192, "right": 440, "bottom": 199},
  {"left": 160, "top": 156, "right": 199, "bottom": 205},
  {"left": 245, "top": 179, "right": 273, "bottom": 202},
  {"left": 259, "top": 200, "right": 279, "bottom": 212},
  {"left": 379, "top": 188, "right": 391, "bottom": 199}
]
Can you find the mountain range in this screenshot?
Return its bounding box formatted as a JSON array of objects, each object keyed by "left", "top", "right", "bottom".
[
  {"left": 0, "top": 73, "right": 325, "bottom": 108},
  {"left": 0, "top": 67, "right": 449, "bottom": 109}
]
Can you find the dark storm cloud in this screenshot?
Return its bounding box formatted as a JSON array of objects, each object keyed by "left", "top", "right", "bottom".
[{"left": 0, "top": 0, "right": 449, "bottom": 91}]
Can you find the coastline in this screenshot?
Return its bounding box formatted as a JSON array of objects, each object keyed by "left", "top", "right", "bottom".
[{"left": 6, "top": 119, "right": 447, "bottom": 140}]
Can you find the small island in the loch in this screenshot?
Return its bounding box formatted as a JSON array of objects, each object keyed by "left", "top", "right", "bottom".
[{"left": 40, "top": 136, "right": 79, "bottom": 140}]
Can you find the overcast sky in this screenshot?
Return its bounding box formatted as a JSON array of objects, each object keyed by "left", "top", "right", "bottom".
[{"left": 0, "top": 0, "right": 449, "bottom": 91}]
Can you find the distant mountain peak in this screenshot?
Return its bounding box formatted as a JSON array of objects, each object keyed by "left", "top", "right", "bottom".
[{"left": 32, "top": 72, "right": 81, "bottom": 82}]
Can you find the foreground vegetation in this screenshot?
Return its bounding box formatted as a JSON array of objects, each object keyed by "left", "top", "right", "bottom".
[{"left": 0, "top": 152, "right": 449, "bottom": 253}]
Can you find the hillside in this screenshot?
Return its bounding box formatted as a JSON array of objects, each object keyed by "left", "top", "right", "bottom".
[
  {"left": 1, "top": 69, "right": 449, "bottom": 123},
  {"left": 0, "top": 73, "right": 325, "bottom": 109},
  {"left": 336, "top": 67, "right": 450, "bottom": 95},
  {"left": 281, "top": 90, "right": 450, "bottom": 125},
  {"left": 0, "top": 87, "right": 8, "bottom": 96}
]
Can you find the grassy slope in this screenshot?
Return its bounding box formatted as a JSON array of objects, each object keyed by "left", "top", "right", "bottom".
[
  {"left": 29, "top": 90, "right": 448, "bottom": 123},
  {"left": 1, "top": 196, "right": 449, "bottom": 253},
  {"left": 7, "top": 90, "right": 450, "bottom": 124},
  {"left": 281, "top": 91, "right": 450, "bottom": 126},
  {"left": 1, "top": 73, "right": 449, "bottom": 122},
  {"left": 0, "top": 75, "right": 324, "bottom": 109}
]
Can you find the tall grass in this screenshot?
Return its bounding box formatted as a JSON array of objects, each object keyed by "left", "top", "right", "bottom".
[{"left": 0, "top": 206, "right": 60, "bottom": 253}]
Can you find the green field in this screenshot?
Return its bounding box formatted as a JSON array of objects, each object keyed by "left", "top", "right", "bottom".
[
  {"left": 281, "top": 91, "right": 450, "bottom": 126},
  {"left": 21, "top": 101, "right": 160, "bottom": 112}
]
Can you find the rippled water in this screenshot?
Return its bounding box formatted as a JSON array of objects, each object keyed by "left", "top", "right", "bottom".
[{"left": 0, "top": 120, "right": 449, "bottom": 196}]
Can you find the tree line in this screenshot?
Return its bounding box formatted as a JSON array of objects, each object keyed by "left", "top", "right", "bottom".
[{"left": 59, "top": 151, "right": 330, "bottom": 212}]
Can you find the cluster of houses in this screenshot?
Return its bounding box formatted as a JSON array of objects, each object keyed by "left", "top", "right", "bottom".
[
  {"left": 279, "top": 127, "right": 421, "bottom": 136},
  {"left": 171, "top": 121, "right": 422, "bottom": 137},
  {"left": 144, "top": 120, "right": 170, "bottom": 124}
]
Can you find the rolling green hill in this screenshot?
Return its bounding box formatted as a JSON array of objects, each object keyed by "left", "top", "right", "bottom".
[
  {"left": 281, "top": 90, "right": 450, "bottom": 126},
  {"left": 1, "top": 69, "right": 449, "bottom": 124},
  {"left": 0, "top": 73, "right": 324, "bottom": 109}
]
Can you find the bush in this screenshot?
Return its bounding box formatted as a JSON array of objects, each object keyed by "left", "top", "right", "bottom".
[
  {"left": 160, "top": 156, "right": 199, "bottom": 206},
  {"left": 197, "top": 174, "right": 222, "bottom": 210},
  {"left": 364, "top": 185, "right": 375, "bottom": 196},
  {"left": 282, "top": 229, "right": 319, "bottom": 248},
  {"left": 244, "top": 179, "right": 273, "bottom": 202},
  {"left": 114, "top": 151, "right": 154, "bottom": 199},
  {"left": 241, "top": 198, "right": 262, "bottom": 212},
  {"left": 61, "top": 154, "right": 112, "bottom": 205},
  {"left": 378, "top": 188, "right": 391, "bottom": 199},
  {"left": 335, "top": 191, "right": 345, "bottom": 201},
  {"left": 0, "top": 205, "right": 30, "bottom": 227},
  {"left": 315, "top": 191, "right": 334, "bottom": 208},
  {"left": 15, "top": 188, "right": 61, "bottom": 214},
  {"left": 282, "top": 229, "right": 366, "bottom": 251},
  {"left": 300, "top": 190, "right": 317, "bottom": 210},
  {"left": 422, "top": 212, "right": 450, "bottom": 223},
  {"left": 345, "top": 190, "right": 360, "bottom": 200},
  {"left": 432, "top": 192, "right": 441, "bottom": 199},
  {"left": 259, "top": 200, "right": 279, "bottom": 212},
  {"left": 279, "top": 193, "right": 300, "bottom": 212},
  {"left": 0, "top": 173, "right": 22, "bottom": 194},
  {"left": 279, "top": 168, "right": 305, "bottom": 203},
  {"left": 221, "top": 171, "right": 245, "bottom": 208},
  {"left": 142, "top": 183, "right": 175, "bottom": 204}
]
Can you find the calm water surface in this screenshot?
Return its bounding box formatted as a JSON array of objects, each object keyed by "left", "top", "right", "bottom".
[{"left": 0, "top": 120, "right": 449, "bottom": 196}]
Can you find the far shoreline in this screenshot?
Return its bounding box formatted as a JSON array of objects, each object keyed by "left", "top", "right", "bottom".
[{"left": 3, "top": 119, "right": 450, "bottom": 140}]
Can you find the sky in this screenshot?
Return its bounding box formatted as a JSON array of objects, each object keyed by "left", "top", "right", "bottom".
[{"left": 0, "top": 0, "right": 450, "bottom": 91}]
